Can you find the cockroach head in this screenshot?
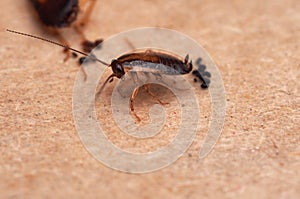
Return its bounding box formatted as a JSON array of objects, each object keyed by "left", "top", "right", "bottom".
[{"left": 111, "top": 59, "right": 125, "bottom": 78}]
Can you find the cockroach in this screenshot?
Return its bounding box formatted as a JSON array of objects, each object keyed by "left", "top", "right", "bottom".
[
  {"left": 7, "top": 29, "right": 210, "bottom": 121},
  {"left": 30, "top": 0, "right": 103, "bottom": 60}
]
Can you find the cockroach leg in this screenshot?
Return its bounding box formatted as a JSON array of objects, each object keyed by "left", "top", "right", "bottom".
[
  {"left": 74, "top": 23, "right": 87, "bottom": 41},
  {"left": 78, "top": 0, "right": 97, "bottom": 27},
  {"left": 74, "top": 22, "right": 103, "bottom": 53},
  {"left": 80, "top": 39, "right": 103, "bottom": 53},
  {"left": 80, "top": 65, "right": 87, "bottom": 81},
  {"left": 95, "top": 74, "right": 116, "bottom": 98},
  {"left": 73, "top": 0, "right": 103, "bottom": 53},
  {"left": 124, "top": 38, "right": 136, "bottom": 50},
  {"left": 130, "top": 87, "right": 141, "bottom": 122},
  {"left": 51, "top": 28, "right": 71, "bottom": 61},
  {"left": 143, "top": 84, "right": 169, "bottom": 105},
  {"left": 63, "top": 48, "right": 71, "bottom": 62}
]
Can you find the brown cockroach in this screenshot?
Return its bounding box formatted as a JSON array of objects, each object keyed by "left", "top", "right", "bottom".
[{"left": 7, "top": 29, "right": 210, "bottom": 121}]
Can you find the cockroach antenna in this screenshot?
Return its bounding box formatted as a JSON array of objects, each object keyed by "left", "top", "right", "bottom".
[{"left": 6, "top": 29, "right": 109, "bottom": 66}]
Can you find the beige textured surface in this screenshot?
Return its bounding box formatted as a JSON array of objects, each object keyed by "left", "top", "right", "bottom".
[{"left": 0, "top": 0, "right": 299, "bottom": 198}]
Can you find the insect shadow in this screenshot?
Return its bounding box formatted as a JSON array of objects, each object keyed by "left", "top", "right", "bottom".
[{"left": 192, "top": 58, "right": 211, "bottom": 89}]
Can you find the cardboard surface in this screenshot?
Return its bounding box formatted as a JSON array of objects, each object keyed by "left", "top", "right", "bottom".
[{"left": 0, "top": 0, "right": 299, "bottom": 198}]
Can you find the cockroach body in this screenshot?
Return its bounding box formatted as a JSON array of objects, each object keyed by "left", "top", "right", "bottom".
[
  {"left": 96, "top": 51, "right": 209, "bottom": 93},
  {"left": 110, "top": 51, "right": 193, "bottom": 78}
]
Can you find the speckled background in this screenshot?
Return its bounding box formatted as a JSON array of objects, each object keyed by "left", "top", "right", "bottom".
[{"left": 0, "top": 0, "right": 299, "bottom": 198}]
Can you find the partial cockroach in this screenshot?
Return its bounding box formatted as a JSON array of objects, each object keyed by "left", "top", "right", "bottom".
[
  {"left": 30, "top": 0, "right": 103, "bottom": 60},
  {"left": 7, "top": 29, "right": 210, "bottom": 121}
]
